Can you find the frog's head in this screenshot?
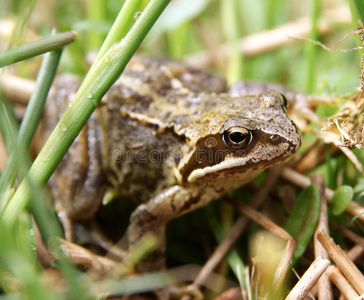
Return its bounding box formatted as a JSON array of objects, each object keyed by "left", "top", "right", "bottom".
[{"left": 176, "top": 90, "right": 301, "bottom": 184}]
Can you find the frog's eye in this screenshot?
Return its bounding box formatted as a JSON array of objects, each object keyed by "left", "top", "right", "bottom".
[{"left": 222, "top": 127, "right": 252, "bottom": 150}]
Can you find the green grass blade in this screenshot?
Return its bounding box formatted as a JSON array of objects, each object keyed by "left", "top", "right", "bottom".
[
  {"left": 0, "top": 102, "right": 18, "bottom": 151},
  {"left": 86, "top": 0, "right": 107, "bottom": 51},
  {"left": 221, "top": 0, "right": 243, "bottom": 84},
  {"left": 0, "top": 101, "right": 19, "bottom": 214},
  {"left": 0, "top": 216, "right": 66, "bottom": 300},
  {"left": 353, "top": 0, "right": 364, "bottom": 24},
  {"left": 6, "top": 0, "right": 37, "bottom": 50},
  {"left": 304, "top": 0, "right": 320, "bottom": 93},
  {"left": 284, "top": 185, "right": 320, "bottom": 264},
  {"left": 18, "top": 49, "right": 62, "bottom": 159},
  {"left": 0, "top": 31, "right": 76, "bottom": 68},
  {"left": 89, "top": 0, "right": 144, "bottom": 73},
  {"left": 2, "top": 0, "right": 171, "bottom": 226},
  {"left": 0, "top": 47, "right": 62, "bottom": 216}
]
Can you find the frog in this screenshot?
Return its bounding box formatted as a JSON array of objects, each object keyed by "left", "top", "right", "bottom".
[{"left": 42, "top": 56, "right": 301, "bottom": 272}]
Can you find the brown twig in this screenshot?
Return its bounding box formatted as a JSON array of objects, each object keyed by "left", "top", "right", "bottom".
[
  {"left": 184, "top": 6, "right": 350, "bottom": 69},
  {"left": 192, "top": 166, "right": 284, "bottom": 289},
  {"left": 316, "top": 230, "right": 364, "bottom": 295},
  {"left": 347, "top": 244, "right": 364, "bottom": 262},
  {"left": 0, "top": 74, "right": 37, "bottom": 104},
  {"left": 330, "top": 221, "right": 364, "bottom": 250},
  {"left": 310, "top": 173, "right": 333, "bottom": 300},
  {"left": 285, "top": 256, "right": 330, "bottom": 300},
  {"left": 228, "top": 199, "right": 295, "bottom": 290},
  {"left": 326, "top": 266, "right": 360, "bottom": 300}
]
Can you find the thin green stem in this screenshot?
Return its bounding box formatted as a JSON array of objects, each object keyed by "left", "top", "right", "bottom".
[
  {"left": 0, "top": 102, "right": 18, "bottom": 151},
  {"left": 265, "top": 0, "right": 281, "bottom": 28},
  {"left": 2, "top": 0, "right": 171, "bottom": 226},
  {"left": 86, "top": 0, "right": 107, "bottom": 51},
  {"left": 89, "top": 0, "right": 143, "bottom": 73},
  {"left": 353, "top": 0, "right": 364, "bottom": 25},
  {"left": 6, "top": 0, "right": 37, "bottom": 49},
  {"left": 18, "top": 50, "right": 62, "bottom": 154},
  {"left": 0, "top": 31, "right": 76, "bottom": 68},
  {"left": 221, "top": 0, "right": 243, "bottom": 84},
  {"left": 305, "top": 0, "right": 320, "bottom": 93},
  {"left": 0, "top": 48, "right": 62, "bottom": 213}
]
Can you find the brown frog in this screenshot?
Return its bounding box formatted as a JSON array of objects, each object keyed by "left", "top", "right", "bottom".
[{"left": 43, "top": 57, "right": 301, "bottom": 271}]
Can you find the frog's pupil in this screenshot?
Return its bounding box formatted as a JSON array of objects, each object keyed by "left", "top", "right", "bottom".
[
  {"left": 230, "top": 131, "right": 246, "bottom": 143},
  {"left": 222, "top": 126, "right": 252, "bottom": 150}
]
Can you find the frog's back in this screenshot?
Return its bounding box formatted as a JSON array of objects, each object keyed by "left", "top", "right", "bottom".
[
  {"left": 96, "top": 57, "right": 228, "bottom": 202},
  {"left": 98, "top": 57, "right": 300, "bottom": 201}
]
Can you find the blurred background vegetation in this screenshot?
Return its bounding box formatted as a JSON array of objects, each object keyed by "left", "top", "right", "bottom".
[
  {"left": 1, "top": 0, "right": 360, "bottom": 93},
  {"left": 1, "top": 0, "right": 364, "bottom": 299}
]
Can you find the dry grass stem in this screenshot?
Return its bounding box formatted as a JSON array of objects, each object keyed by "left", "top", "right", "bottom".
[
  {"left": 338, "top": 145, "right": 364, "bottom": 175},
  {"left": 347, "top": 244, "right": 364, "bottom": 262},
  {"left": 192, "top": 20, "right": 226, "bottom": 73},
  {"left": 244, "top": 266, "right": 252, "bottom": 300},
  {"left": 326, "top": 265, "right": 360, "bottom": 300},
  {"left": 193, "top": 167, "right": 284, "bottom": 288},
  {"left": 193, "top": 215, "right": 249, "bottom": 289},
  {"left": 330, "top": 222, "right": 364, "bottom": 250},
  {"left": 320, "top": 92, "right": 364, "bottom": 172},
  {"left": 184, "top": 6, "right": 350, "bottom": 69},
  {"left": 285, "top": 256, "right": 330, "bottom": 300},
  {"left": 316, "top": 230, "right": 364, "bottom": 295},
  {"left": 213, "top": 287, "right": 242, "bottom": 300},
  {"left": 311, "top": 173, "right": 333, "bottom": 300},
  {"left": 89, "top": 226, "right": 127, "bottom": 260},
  {"left": 0, "top": 74, "right": 36, "bottom": 104},
  {"left": 229, "top": 199, "right": 295, "bottom": 289},
  {"left": 321, "top": 126, "right": 364, "bottom": 174},
  {"left": 295, "top": 142, "right": 328, "bottom": 173}
]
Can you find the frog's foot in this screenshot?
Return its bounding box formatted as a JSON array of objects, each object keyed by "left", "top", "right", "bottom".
[{"left": 55, "top": 238, "right": 119, "bottom": 276}]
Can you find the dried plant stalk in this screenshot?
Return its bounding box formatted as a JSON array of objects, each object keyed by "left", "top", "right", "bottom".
[
  {"left": 228, "top": 199, "right": 295, "bottom": 289},
  {"left": 0, "top": 75, "right": 36, "bottom": 104},
  {"left": 311, "top": 173, "right": 333, "bottom": 300},
  {"left": 326, "top": 265, "right": 360, "bottom": 300},
  {"left": 185, "top": 6, "right": 351, "bottom": 69},
  {"left": 193, "top": 167, "right": 284, "bottom": 288},
  {"left": 316, "top": 230, "right": 364, "bottom": 295},
  {"left": 285, "top": 256, "right": 330, "bottom": 300}
]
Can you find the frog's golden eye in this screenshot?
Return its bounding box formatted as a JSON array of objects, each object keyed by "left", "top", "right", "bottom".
[{"left": 222, "top": 127, "right": 252, "bottom": 150}]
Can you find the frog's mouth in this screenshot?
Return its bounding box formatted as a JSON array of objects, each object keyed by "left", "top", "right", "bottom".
[{"left": 179, "top": 131, "right": 300, "bottom": 183}]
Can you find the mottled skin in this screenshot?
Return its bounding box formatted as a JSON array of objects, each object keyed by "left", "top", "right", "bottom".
[{"left": 44, "top": 57, "right": 301, "bottom": 271}]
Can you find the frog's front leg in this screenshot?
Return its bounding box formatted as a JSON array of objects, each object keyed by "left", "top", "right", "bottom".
[{"left": 128, "top": 184, "right": 216, "bottom": 272}]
